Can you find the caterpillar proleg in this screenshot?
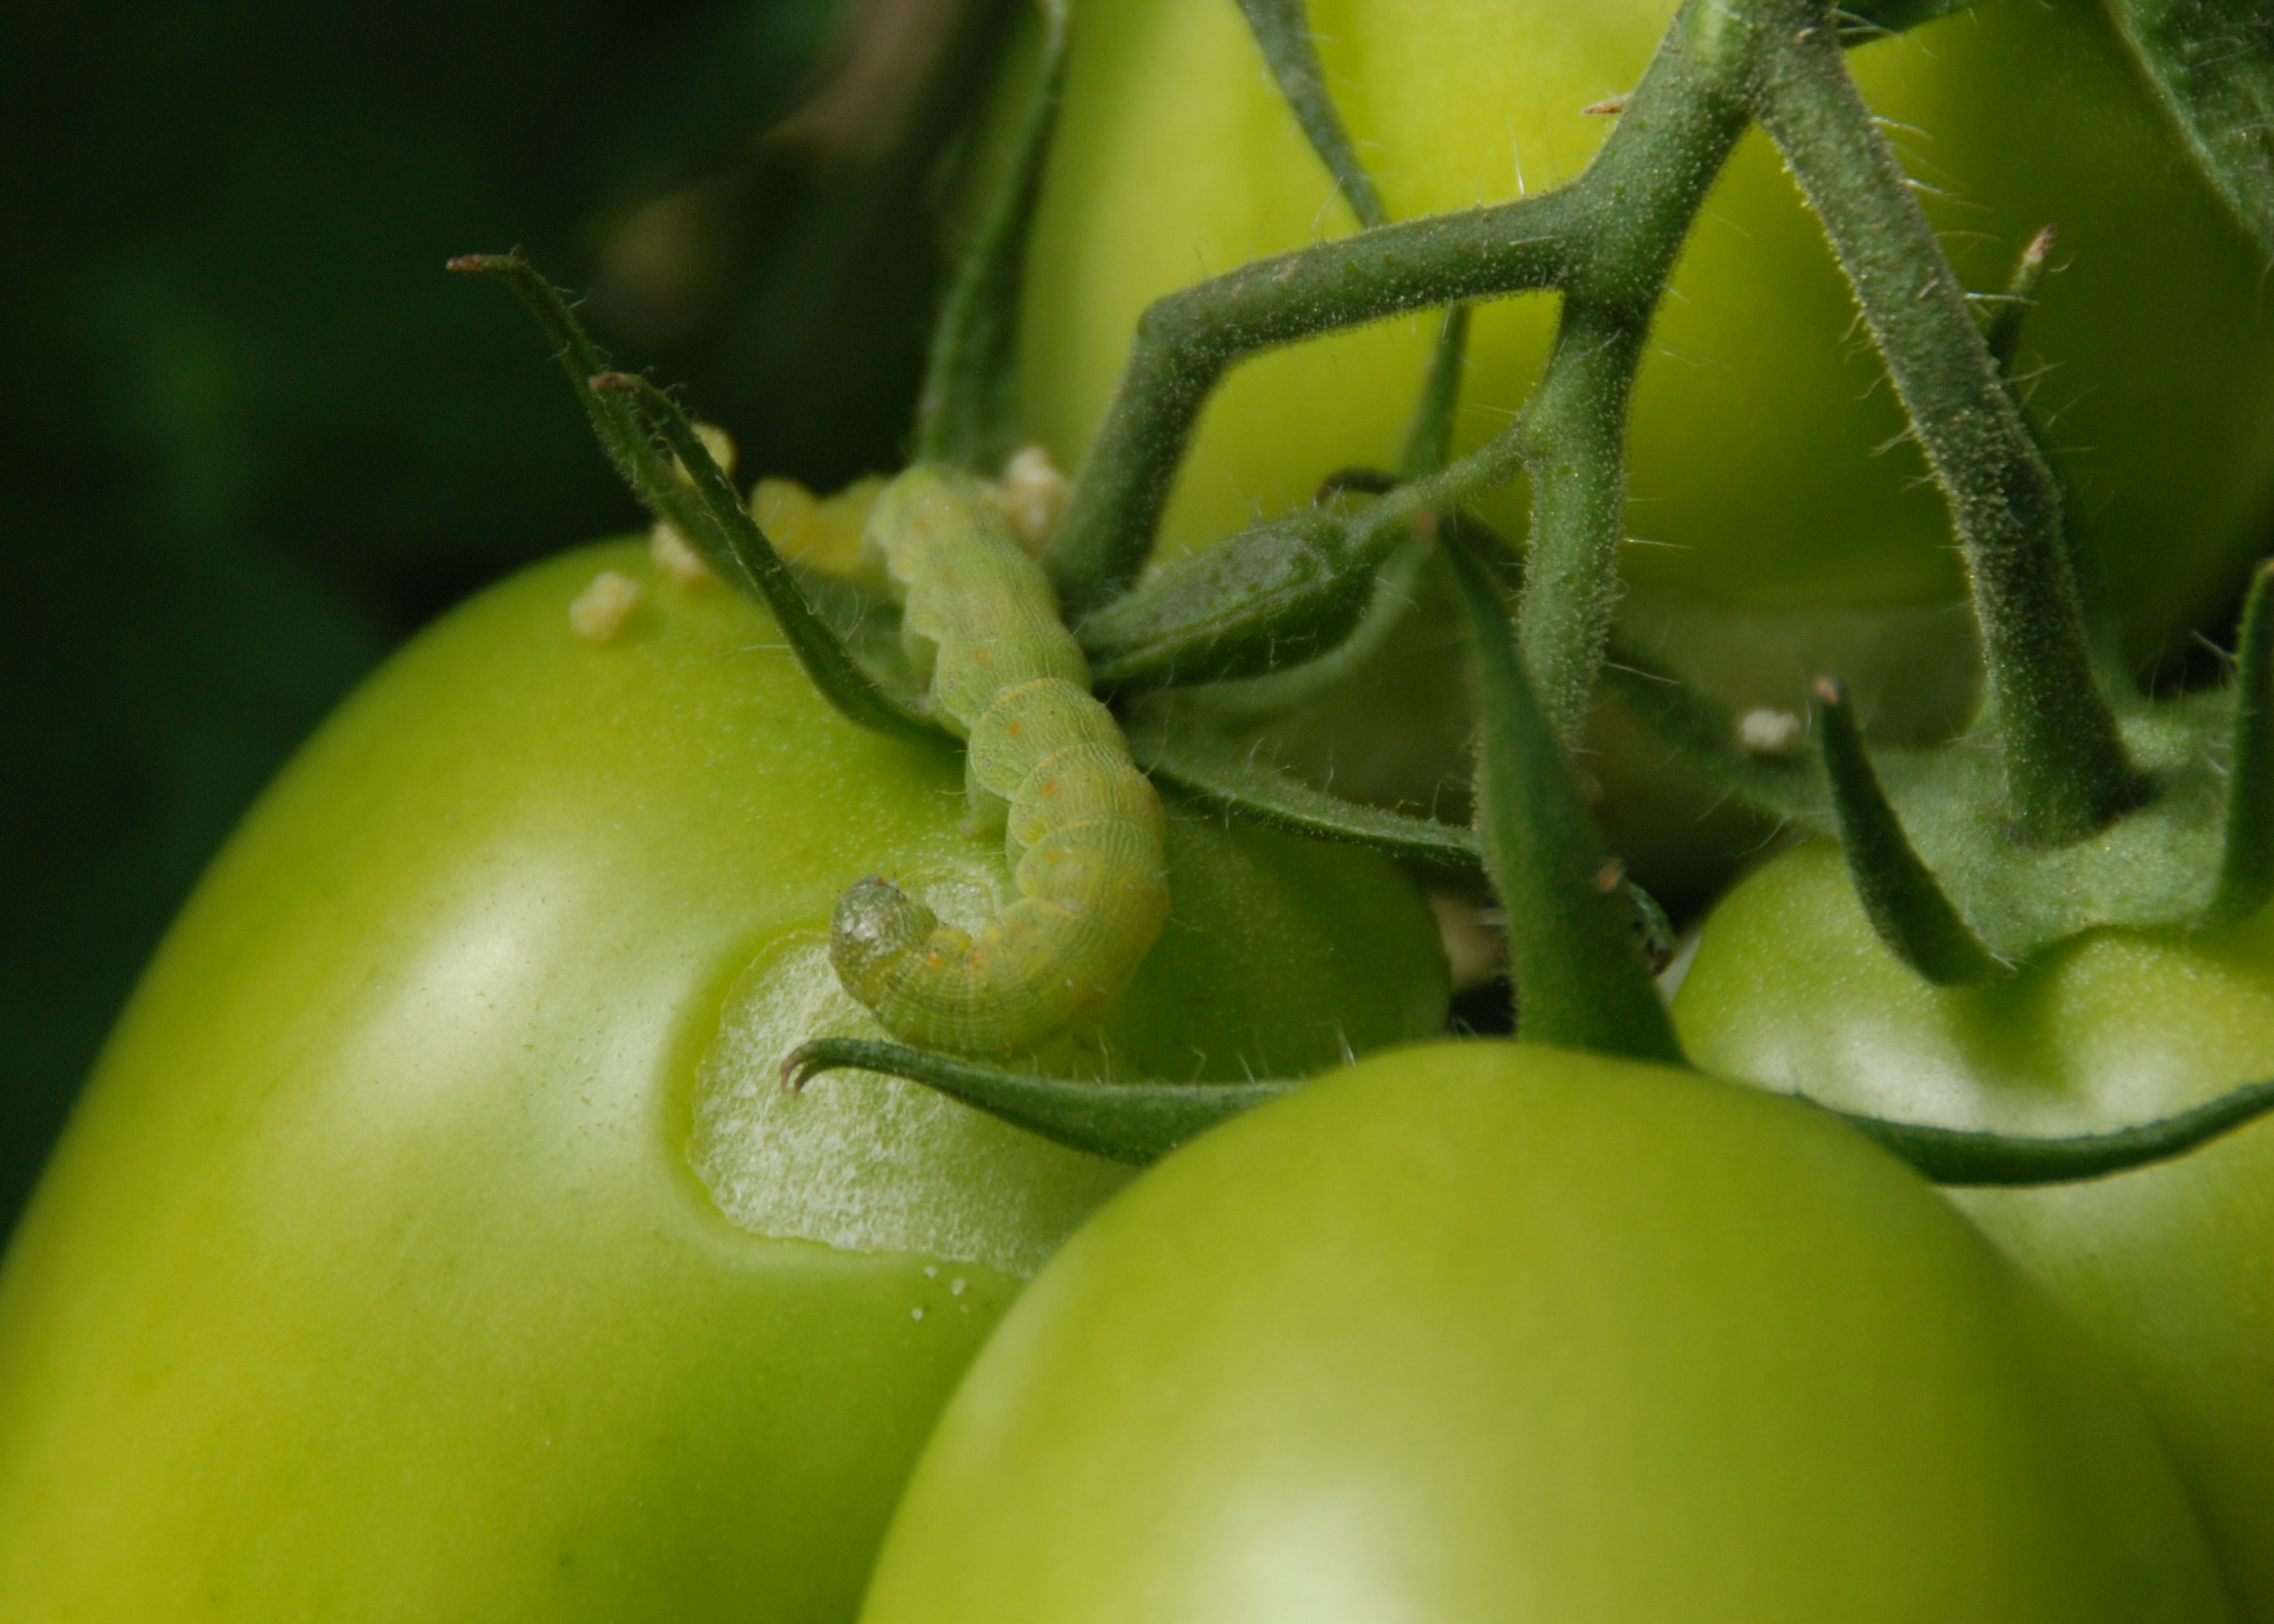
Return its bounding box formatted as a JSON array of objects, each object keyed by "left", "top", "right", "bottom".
[{"left": 829, "top": 466, "right": 1169, "bottom": 1055}]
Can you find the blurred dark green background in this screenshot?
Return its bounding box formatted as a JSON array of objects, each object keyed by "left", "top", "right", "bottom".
[{"left": 1, "top": 0, "right": 1016, "bottom": 1239}]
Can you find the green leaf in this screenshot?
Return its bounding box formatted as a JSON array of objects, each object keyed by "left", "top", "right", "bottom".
[
  {"left": 2105, "top": 0, "right": 2274, "bottom": 257},
  {"left": 1127, "top": 712, "right": 1481, "bottom": 868}
]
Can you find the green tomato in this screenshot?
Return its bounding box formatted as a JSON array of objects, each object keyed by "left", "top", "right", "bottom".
[
  {"left": 1019, "top": 0, "right": 2274, "bottom": 644},
  {"left": 856, "top": 1042, "right": 2228, "bottom": 1623},
  {"left": 0, "top": 543, "right": 1448, "bottom": 1619},
  {"left": 1674, "top": 841, "right": 2274, "bottom": 1620}
]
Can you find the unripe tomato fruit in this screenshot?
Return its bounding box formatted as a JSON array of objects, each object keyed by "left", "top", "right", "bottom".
[
  {"left": 1018, "top": 0, "right": 2274, "bottom": 654},
  {"left": 1674, "top": 841, "right": 2274, "bottom": 1620},
  {"left": 857, "top": 1043, "right": 2230, "bottom": 1623},
  {"left": 0, "top": 543, "right": 1447, "bottom": 1619}
]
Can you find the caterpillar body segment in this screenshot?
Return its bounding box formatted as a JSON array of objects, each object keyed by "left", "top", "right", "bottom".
[{"left": 830, "top": 466, "right": 1170, "bottom": 1056}]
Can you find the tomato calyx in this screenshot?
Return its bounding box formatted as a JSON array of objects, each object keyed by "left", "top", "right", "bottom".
[{"left": 1621, "top": 554, "right": 2274, "bottom": 976}]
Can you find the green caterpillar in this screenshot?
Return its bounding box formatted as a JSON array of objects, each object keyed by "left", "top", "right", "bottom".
[{"left": 829, "top": 465, "right": 1170, "bottom": 1055}]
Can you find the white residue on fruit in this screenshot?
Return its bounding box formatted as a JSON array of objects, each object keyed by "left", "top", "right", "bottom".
[
  {"left": 685, "top": 904, "right": 1130, "bottom": 1278},
  {"left": 569, "top": 571, "right": 644, "bottom": 641}
]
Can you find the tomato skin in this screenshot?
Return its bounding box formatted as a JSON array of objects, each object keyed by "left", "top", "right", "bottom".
[
  {"left": 0, "top": 543, "right": 1447, "bottom": 1619},
  {"left": 856, "top": 1042, "right": 2229, "bottom": 1624},
  {"left": 1674, "top": 842, "right": 2274, "bottom": 1620},
  {"left": 1019, "top": 0, "right": 2274, "bottom": 642}
]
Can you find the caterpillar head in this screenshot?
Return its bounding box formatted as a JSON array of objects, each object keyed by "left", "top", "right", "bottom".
[{"left": 829, "top": 878, "right": 939, "bottom": 991}]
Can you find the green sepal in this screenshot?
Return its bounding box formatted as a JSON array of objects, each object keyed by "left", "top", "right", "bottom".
[
  {"left": 915, "top": 0, "right": 1071, "bottom": 469},
  {"left": 1076, "top": 510, "right": 1390, "bottom": 690},
  {"left": 784, "top": 1038, "right": 2274, "bottom": 1185},
  {"left": 451, "top": 251, "right": 933, "bottom": 740},
  {"left": 2204, "top": 561, "right": 2274, "bottom": 925},
  {"left": 1828, "top": 1075, "right": 2274, "bottom": 1188},
  {"left": 447, "top": 251, "right": 704, "bottom": 543},
  {"left": 1446, "top": 529, "right": 1684, "bottom": 1064},
  {"left": 1815, "top": 677, "right": 2009, "bottom": 986},
  {"left": 588, "top": 373, "right": 937, "bottom": 740},
  {"left": 1234, "top": 0, "right": 1387, "bottom": 230},
  {"left": 782, "top": 1038, "right": 1289, "bottom": 1166},
  {"left": 1126, "top": 710, "right": 1480, "bottom": 868},
  {"left": 2103, "top": 0, "right": 2274, "bottom": 257}
]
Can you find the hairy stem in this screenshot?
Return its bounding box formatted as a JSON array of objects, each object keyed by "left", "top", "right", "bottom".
[
  {"left": 1448, "top": 532, "right": 1684, "bottom": 1063},
  {"left": 1753, "top": 12, "right": 2146, "bottom": 844}
]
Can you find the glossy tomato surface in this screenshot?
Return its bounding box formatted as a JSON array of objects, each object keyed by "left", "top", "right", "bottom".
[
  {"left": 1675, "top": 840, "right": 2274, "bottom": 1620},
  {"left": 856, "top": 1042, "right": 2228, "bottom": 1624},
  {"left": 0, "top": 542, "right": 1448, "bottom": 1620},
  {"left": 1016, "top": 0, "right": 2274, "bottom": 646}
]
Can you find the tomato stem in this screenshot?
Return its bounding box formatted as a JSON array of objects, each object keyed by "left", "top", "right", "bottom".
[
  {"left": 1813, "top": 677, "right": 2009, "bottom": 986},
  {"left": 1446, "top": 528, "right": 1686, "bottom": 1063},
  {"left": 1753, "top": 15, "right": 2149, "bottom": 846},
  {"left": 1044, "top": 0, "right": 1757, "bottom": 728}
]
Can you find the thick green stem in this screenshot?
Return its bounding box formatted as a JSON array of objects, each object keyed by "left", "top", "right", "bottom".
[
  {"left": 1043, "top": 193, "right": 1580, "bottom": 614},
  {"left": 1753, "top": 13, "right": 2147, "bottom": 844},
  {"left": 1052, "top": 3, "right": 1751, "bottom": 726},
  {"left": 1447, "top": 532, "right": 1684, "bottom": 1063},
  {"left": 1515, "top": 304, "right": 1646, "bottom": 741}
]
